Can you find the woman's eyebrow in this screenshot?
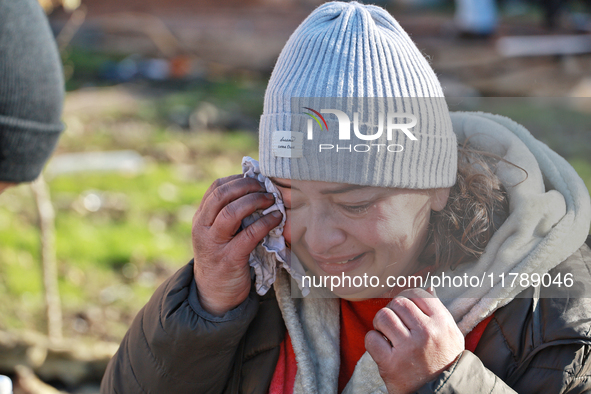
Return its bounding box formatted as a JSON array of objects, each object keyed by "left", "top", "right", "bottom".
[
  {"left": 269, "top": 178, "right": 368, "bottom": 194},
  {"left": 320, "top": 185, "right": 368, "bottom": 195}
]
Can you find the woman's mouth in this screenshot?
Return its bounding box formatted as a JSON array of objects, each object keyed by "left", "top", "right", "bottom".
[{"left": 314, "top": 252, "right": 368, "bottom": 275}]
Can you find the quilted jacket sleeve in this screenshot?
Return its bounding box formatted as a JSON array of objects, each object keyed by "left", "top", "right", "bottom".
[
  {"left": 418, "top": 345, "right": 591, "bottom": 394},
  {"left": 416, "top": 351, "right": 515, "bottom": 394},
  {"left": 100, "top": 261, "right": 259, "bottom": 394}
]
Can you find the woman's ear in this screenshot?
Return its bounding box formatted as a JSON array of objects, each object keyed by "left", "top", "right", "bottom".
[{"left": 430, "top": 188, "right": 450, "bottom": 212}]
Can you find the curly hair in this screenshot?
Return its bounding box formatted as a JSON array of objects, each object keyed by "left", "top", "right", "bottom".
[{"left": 418, "top": 142, "right": 516, "bottom": 271}]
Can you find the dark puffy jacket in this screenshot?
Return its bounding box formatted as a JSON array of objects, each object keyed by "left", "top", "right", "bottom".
[{"left": 101, "top": 239, "right": 591, "bottom": 394}]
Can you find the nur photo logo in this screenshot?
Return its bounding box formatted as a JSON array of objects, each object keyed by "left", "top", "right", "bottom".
[
  {"left": 270, "top": 97, "right": 438, "bottom": 159},
  {"left": 303, "top": 106, "right": 418, "bottom": 153}
]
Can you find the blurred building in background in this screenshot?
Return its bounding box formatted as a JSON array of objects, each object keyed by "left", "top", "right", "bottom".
[{"left": 45, "top": 0, "right": 591, "bottom": 96}]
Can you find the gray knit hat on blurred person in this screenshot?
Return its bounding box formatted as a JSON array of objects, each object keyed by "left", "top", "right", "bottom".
[
  {"left": 259, "top": 1, "right": 457, "bottom": 189},
  {"left": 0, "top": 0, "right": 65, "bottom": 183}
]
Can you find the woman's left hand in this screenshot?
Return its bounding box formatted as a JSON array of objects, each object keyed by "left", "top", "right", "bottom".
[{"left": 365, "top": 288, "right": 465, "bottom": 394}]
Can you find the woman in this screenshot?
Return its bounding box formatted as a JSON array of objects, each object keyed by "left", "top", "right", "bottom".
[{"left": 101, "top": 2, "right": 591, "bottom": 393}]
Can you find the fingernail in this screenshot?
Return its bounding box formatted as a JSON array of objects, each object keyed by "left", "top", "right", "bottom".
[
  {"left": 271, "top": 211, "right": 282, "bottom": 218},
  {"left": 265, "top": 193, "right": 275, "bottom": 200}
]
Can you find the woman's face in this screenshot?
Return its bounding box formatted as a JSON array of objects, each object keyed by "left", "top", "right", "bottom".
[{"left": 271, "top": 178, "right": 450, "bottom": 299}]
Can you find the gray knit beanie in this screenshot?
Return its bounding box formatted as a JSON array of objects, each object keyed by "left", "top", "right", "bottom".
[
  {"left": 0, "top": 0, "right": 65, "bottom": 183},
  {"left": 259, "top": 1, "right": 457, "bottom": 189}
]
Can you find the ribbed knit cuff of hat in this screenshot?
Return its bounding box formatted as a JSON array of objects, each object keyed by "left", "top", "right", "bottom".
[
  {"left": 0, "top": 0, "right": 65, "bottom": 183},
  {"left": 260, "top": 111, "right": 457, "bottom": 189},
  {"left": 0, "top": 115, "right": 63, "bottom": 183},
  {"left": 260, "top": 96, "right": 457, "bottom": 189}
]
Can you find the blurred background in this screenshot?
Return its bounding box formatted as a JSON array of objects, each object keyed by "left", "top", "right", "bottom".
[{"left": 0, "top": 0, "right": 590, "bottom": 392}]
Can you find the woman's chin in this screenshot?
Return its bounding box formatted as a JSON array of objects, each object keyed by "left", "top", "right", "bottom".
[
  {"left": 332, "top": 287, "right": 371, "bottom": 300},
  {"left": 331, "top": 285, "right": 392, "bottom": 300}
]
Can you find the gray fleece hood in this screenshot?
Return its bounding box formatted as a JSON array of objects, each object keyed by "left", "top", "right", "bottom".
[{"left": 272, "top": 111, "right": 591, "bottom": 394}]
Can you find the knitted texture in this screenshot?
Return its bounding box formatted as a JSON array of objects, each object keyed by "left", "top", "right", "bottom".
[
  {"left": 259, "top": 1, "right": 457, "bottom": 188},
  {"left": 0, "top": 0, "right": 64, "bottom": 183}
]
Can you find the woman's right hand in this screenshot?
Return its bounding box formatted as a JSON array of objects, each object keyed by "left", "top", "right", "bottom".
[{"left": 192, "top": 175, "right": 283, "bottom": 316}]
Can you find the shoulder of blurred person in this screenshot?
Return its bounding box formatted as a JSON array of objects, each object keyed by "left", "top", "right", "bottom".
[{"left": 0, "top": 0, "right": 64, "bottom": 189}]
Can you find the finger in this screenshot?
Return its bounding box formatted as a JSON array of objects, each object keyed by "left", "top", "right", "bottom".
[
  {"left": 397, "top": 288, "right": 440, "bottom": 317},
  {"left": 198, "top": 177, "right": 266, "bottom": 226},
  {"left": 365, "top": 330, "right": 393, "bottom": 364},
  {"left": 373, "top": 307, "right": 410, "bottom": 346},
  {"left": 387, "top": 296, "right": 428, "bottom": 331},
  {"left": 229, "top": 211, "right": 283, "bottom": 260},
  {"left": 422, "top": 286, "right": 455, "bottom": 319},
  {"left": 426, "top": 285, "right": 437, "bottom": 297},
  {"left": 201, "top": 174, "right": 243, "bottom": 203},
  {"left": 211, "top": 192, "right": 277, "bottom": 239}
]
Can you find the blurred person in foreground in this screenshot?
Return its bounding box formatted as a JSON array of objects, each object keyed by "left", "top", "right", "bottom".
[
  {"left": 102, "top": 2, "right": 591, "bottom": 393},
  {"left": 0, "top": 0, "right": 65, "bottom": 195},
  {"left": 0, "top": 0, "right": 64, "bottom": 391}
]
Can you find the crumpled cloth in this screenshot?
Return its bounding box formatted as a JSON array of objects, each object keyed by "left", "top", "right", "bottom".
[{"left": 241, "top": 156, "right": 309, "bottom": 296}]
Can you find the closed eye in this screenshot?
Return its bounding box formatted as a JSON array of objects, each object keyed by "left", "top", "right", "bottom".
[{"left": 341, "top": 203, "right": 371, "bottom": 214}]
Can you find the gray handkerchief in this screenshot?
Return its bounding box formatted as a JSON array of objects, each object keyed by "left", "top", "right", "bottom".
[{"left": 241, "top": 156, "right": 309, "bottom": 296}]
